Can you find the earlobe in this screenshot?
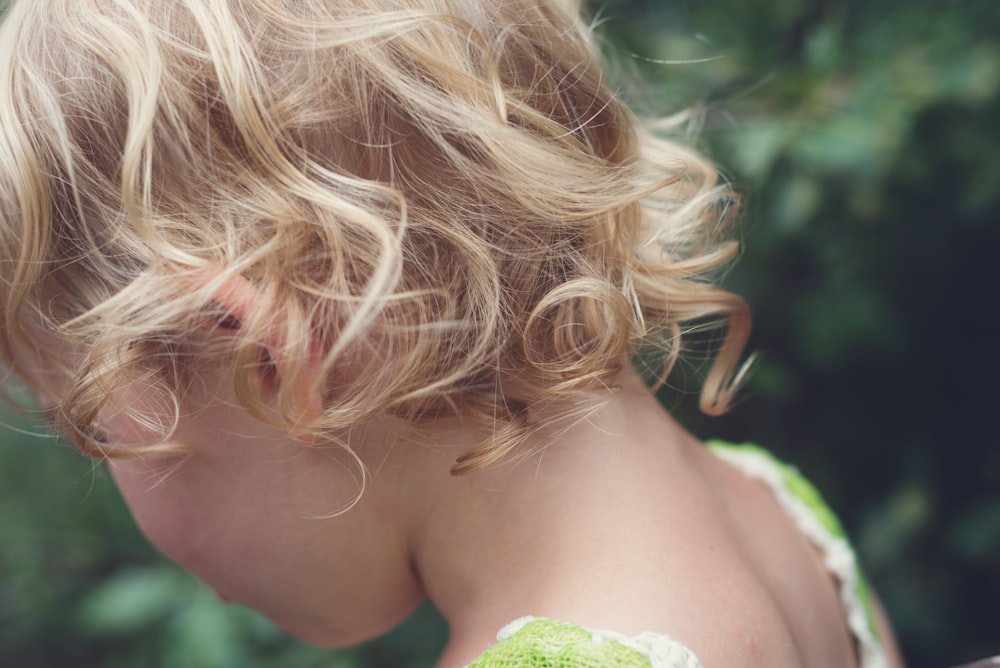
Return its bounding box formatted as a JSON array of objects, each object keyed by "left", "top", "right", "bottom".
[{"left": 178, "top": 267, "right": 325, "bottom": 432}]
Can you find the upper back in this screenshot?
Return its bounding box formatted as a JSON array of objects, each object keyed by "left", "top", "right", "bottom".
[{"left": 418, "top": 378, "right": 869, "bottom": 667}]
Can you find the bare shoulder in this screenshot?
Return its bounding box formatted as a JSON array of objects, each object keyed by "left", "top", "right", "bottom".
[
  {"left": 535, "top": 434, "right": 861, "bottom": 666},
  {"left": 458, "top": 443, "right": 853, "bottom": 666},
  {"left": 418, "top": 378, "right": 866, "bottom": 667}
]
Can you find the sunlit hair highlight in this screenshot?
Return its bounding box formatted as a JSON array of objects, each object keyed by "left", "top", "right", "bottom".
[{"left": 0, "top": 0, "right": 750, "bottom": 473}]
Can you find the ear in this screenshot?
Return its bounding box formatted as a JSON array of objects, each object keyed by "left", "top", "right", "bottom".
[{"left": 180, "top": 267, "right": 324, "bottom": 432}]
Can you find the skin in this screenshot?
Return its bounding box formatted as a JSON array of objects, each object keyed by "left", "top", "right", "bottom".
[{"left": 18, "top": 330, "right": 905, "bottom": 667}]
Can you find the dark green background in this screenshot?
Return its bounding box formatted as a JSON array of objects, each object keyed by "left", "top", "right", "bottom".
[{"left": 2, "top": 1, "right": 998, "bottom": 666}]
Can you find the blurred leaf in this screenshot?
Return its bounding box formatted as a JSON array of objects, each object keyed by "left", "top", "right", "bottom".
[
  {"left": 859, "top": 482, "right": 932, "bottom": 568},
  {"left": 772, "top": 175, "right": 821, "bottom": 232},
  {"left": 720, "top": 122, "right": 789, "bottom": 181},
  {"left": 746, "top": 358, "right": 796, "bottom": 402},
  {"left": 951, "top": 502, "right": 1000, "bottom": 561},
  {"left": 76, "top": 567, "right": 192, "bottom": 636},
  {"left": 794, "top": 285, "right": 897, "bottom": 367},
  {"left": 162, "top": 591, "right": 249, "bottom": 668}
]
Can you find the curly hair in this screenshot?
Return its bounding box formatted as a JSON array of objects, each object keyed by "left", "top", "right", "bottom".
[{"left": 0, "top": 0, "right": 750, "bottom": 473}]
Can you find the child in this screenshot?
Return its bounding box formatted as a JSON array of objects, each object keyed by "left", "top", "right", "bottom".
[{"left": 0, "top": 0, "right": 903, "bottom": 665}]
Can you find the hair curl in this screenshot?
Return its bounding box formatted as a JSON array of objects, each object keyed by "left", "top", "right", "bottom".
[{"left": 0, "top": 0, "right": 750, "bottom": 473}]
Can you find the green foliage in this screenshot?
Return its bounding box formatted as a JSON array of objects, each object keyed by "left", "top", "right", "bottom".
[
  {"left": 611, "top": 1, "right": 1000, "bottom": 665},
  {"left": 2, "top": 1, "right": 998, "bottom": 666}
]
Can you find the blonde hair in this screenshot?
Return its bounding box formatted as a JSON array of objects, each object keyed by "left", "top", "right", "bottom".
[{"left": 0, "top": 0, "right": 749, "bottom": 472}]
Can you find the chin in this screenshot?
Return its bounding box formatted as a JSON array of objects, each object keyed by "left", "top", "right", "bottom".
[
  {"left": 275, "top": 599, "right": 426, "bottom": 649},
  {"left": 280, "top": 621, "right": 383, "bottom": 649}
]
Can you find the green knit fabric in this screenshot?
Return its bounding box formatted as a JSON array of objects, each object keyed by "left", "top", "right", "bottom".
[{"left": 468, "top": 619, "right": 654, "bottom": 667}]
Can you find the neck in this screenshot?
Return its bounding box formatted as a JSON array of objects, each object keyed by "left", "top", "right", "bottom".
[{"left": 393, "top": 368, "right": 697, "bottom": 665}]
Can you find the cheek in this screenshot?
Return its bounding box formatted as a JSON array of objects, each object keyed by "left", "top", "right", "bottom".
[
  {"left": 109, "top": 460, "right": 220, "bottom": 569},
  {"left": 107, "top": 455, "right": 292, "bottom": 599}
]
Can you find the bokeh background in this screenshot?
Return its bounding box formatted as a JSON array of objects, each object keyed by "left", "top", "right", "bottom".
[{"left": 2, "top": 0, "right": 998, "bottom": 666}]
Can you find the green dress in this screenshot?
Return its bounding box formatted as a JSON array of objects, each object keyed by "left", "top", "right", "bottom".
[{"left": 468, "top": 442, "right": 889, "bottom": 668}]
